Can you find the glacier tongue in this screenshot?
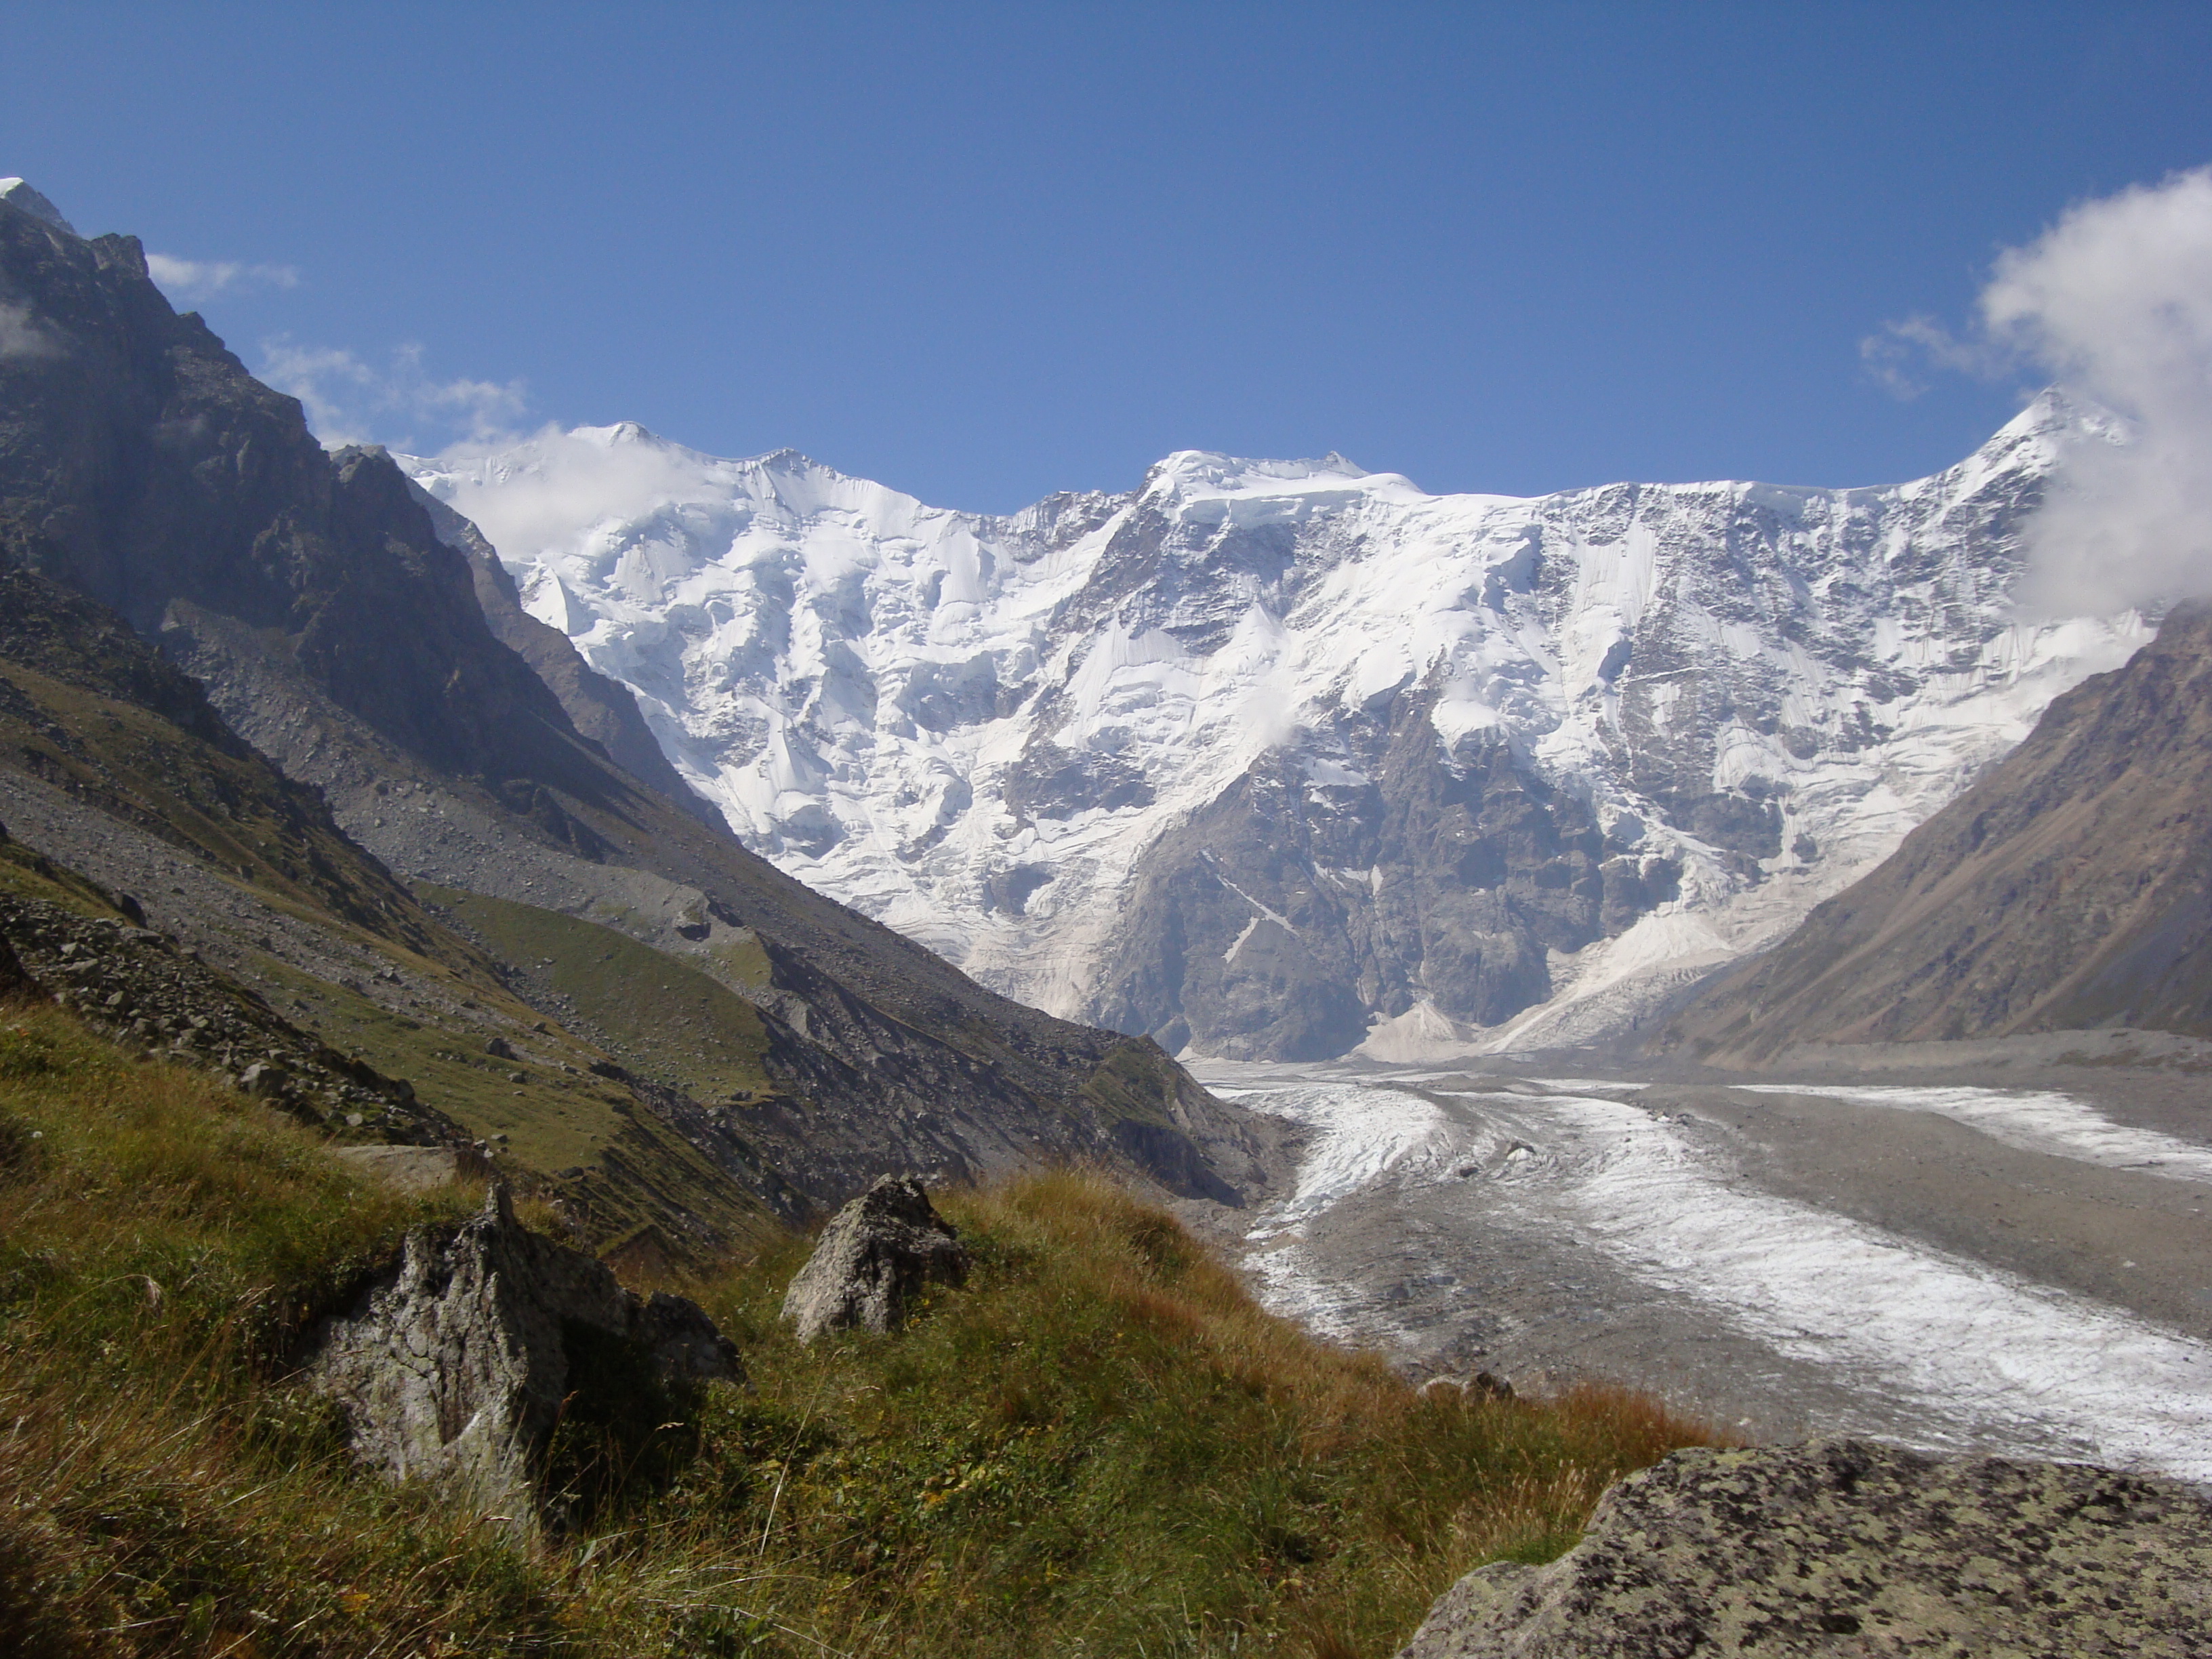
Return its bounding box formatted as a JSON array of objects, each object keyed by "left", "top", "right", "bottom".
[{"left": 402, "top": 399, "right": 2150, "bottom": 1061}]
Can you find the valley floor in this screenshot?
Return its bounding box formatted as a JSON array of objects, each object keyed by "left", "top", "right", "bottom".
[{"left": 1201, "top": 1049, "right": 2212, "bottom": 1484}]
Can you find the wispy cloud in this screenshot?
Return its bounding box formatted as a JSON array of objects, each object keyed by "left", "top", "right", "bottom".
[
  {"left": 421, "top": 426, "right": 697, "bottom": 565},
  {"left": 145, "top": 253, "right": 302, "bottom": 302},
  {"left": 1982, "top": 167, "right": 2212, "bottom": 615},
  {"left": 1858, "top": 312, "right": 2007, "bottom": 400},
  {"left": 258, "top": 338, "right": 529, "bottom": 451},
  {"left": 0, "top": 300, "right": 62, "bottom": 362}
]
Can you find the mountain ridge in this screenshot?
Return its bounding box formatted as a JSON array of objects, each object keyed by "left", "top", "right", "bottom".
[
  {"left": 0, "top": 181, "right": 1262, "bottom": 1219},
  {"left": 1656, "top": 601, "right": 2212, "bottom": 1065},
  {"left": 407, "top": 401, "right": 2152, "bottom": 1061}
]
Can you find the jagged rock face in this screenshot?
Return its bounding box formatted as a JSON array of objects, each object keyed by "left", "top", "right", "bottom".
[
  {"left": 1398, "top": 1439, "right": 2212, "bottom": 1658},
  {"left": 781, "top": 1175, "right": 968, "bottom": 1344},
  {"left": 1660, "top": 602, "right": 2212, "bottom": 1063},
  {"left": 0, "top": 203, "right": 586, "bottom": 788},
  {"left": 306, "top": 1185, "right": 740, "bottom": 1530},
  {"left": 405, "top": 411, "right": 2149, "bottom": 1061}
]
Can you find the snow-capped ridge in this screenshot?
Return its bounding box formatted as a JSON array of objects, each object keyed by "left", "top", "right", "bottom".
[
  {"left": 1143, "top": 449, "right": 1378, "bottom": 497},
  {"left": 0, "top": 179, "right": 77, "bottom": 237},
  {"left": 404, "top": 405, "right": 2151, "bottom": 1061}
]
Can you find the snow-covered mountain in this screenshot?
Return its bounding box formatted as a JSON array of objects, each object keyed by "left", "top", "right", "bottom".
[{"left": 402, "top": 400, "right": 2148, "bottom": 1061}]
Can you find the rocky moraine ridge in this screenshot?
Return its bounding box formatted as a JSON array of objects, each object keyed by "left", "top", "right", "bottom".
[{"left": 0, "top": 880, "right": 448, "bottom": 1141}]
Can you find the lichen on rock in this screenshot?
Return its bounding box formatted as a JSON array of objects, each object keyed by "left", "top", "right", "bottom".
[{"left": 1399, "top": 1437, "right": 2212, "bottom": 1658}]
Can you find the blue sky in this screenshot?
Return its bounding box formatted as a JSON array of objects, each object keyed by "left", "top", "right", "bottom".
[{"left": 6, "top": 2, "right": 2211, "bottom": 511}]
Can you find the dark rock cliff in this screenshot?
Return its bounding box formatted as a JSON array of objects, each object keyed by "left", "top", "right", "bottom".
[{"left": 1087, "top": 681, "right": 1678, "bottom": 1062}]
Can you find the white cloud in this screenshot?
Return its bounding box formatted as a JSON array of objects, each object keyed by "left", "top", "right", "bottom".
[
  {"left": 1860, "top": 169, "right": 2212, "bottom": 615},
  {"left": 0, "top": 300, "right": 62, "bottom": 362},
  {"left": 1858, "top": 312, "right": 2007, "bottom": 400},
  {"left": 145, "top": 253, "right": 301, "bottom": 302},
  {"left": 422, "top": 427, "right": 701, "bottom": 567},
  {"left": 258, "top": 338, "right": 529, "bottom": 451},
  {"left": 1980, "top": 167, "right": 2212, "bottom": 615}
]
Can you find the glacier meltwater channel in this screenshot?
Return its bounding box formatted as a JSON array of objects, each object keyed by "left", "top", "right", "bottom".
[{"left": 1205, "top": 1067, "right": 2212, "bottom": 1484}]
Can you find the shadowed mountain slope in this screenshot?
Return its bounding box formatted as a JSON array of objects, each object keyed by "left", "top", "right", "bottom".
[
  {"left": 1657, "top": 605, "right": 2212, "bottom": 1065},
  {"left": 0, "top": 186, "right": 1261, "bottom": 1212}
]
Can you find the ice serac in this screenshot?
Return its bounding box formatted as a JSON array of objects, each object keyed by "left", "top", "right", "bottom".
[{"left": 405, "top": 407, "right": 2148, "bottom": 1064}]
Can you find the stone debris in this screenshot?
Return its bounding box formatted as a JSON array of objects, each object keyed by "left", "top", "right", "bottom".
[
  {"left": 781, "top": 1174, "right": 969, "bottom": 1344},
  {"left": 1420, "top": 1372, "right": 1515, "bottom": 1404},
  {"left": 304, "top": 1183, "right": 741, "bottom": 1530},
  {"left": 0, "top": 893, "right": 438, "bottom": 1138},
  {"left": 1397, "top": 1437, "right": 2212, "bottom": 1658},
  {"left": 331, "top": 1143, "right": 495, "bottom": 1195}
]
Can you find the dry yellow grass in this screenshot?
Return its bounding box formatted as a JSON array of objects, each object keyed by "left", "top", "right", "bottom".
[{"left": 0, "top": 1006, "right": 1722, "bottom": 1657}]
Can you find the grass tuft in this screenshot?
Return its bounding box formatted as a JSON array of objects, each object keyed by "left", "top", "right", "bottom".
[{"left": 0, "top": 1003, "right": 1721, "bottom": 1656}]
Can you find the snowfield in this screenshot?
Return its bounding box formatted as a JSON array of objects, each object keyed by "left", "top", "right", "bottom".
[{"left": 404, "top": 397, "right": 2148, "bottom": 1057}]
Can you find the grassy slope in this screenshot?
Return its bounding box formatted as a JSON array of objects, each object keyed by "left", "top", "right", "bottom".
[
  {"left": 420, "top": 884, "right": 777, "bottom": 1105},
  {"left": 0, "top": 647, "right": 475, "bottom": 977},
  {"left": 0, "top": 1001, "right": 1718, "bottom": 1659},
  {"left": 0, "top": 602, "right": 779, "bottom": 1250}
]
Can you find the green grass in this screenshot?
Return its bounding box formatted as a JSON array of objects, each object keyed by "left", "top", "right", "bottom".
[
  {"left": 0, "top": 1001, "right": 1720, "bottom": 1657},
  {"left": 419, "top": 885, "right": 777, "bottom": 1105},
  {"left": 649, "top": 1174, "right": 1711, "bottom": 1656}
]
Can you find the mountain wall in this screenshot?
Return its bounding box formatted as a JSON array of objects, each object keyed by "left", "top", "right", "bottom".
[
  {"left": 0, "top": 184, "right": 1261, "bottom": 1213},
  {"left": 1657, "top": 604, "right": 2212, "bottom": 1065},
  {"left": 408, "top": 415, "right": 2149, "bottom": 1061}
]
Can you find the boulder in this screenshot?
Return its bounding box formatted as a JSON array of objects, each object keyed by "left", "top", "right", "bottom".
[
  {"left": 781, "top": 1175, "right": 968, "bottom": 1344},
  {"left": 1399, "top": 1438, "right": 2212, "bottom": 1658},
  {"left": 304, "top": 1184, "right": 740, "bottom": 1531}
]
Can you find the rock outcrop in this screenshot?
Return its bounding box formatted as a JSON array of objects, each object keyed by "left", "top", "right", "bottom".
[
  {"left": 305, "top": 1185, "right": 741, "bottom": 1530},
  {"left": 0, "top": 890, "right": 440, "bottom": 1138},
  {"left": 1399, "top": 1438, "right": 2212, "bottom": 1658},
  {"left": 781, "top": 1175, "right": 968, "bottom": 1343}
]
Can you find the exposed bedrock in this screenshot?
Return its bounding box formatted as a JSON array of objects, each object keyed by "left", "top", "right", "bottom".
[
  {"left": 1088, "top": 691, "right": 1684, "bottom": 1062},
  {"left": 304, "top": 1185, "right": 741, "bottom": 1532},
  {"left": 781, "top": 1174, "right": 970, "bottom": 1345},
  {"left": 1399, "top": 1438, "right": 2212, "bottom": 1658}
]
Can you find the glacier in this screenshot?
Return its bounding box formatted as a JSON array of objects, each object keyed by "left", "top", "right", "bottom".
[{"left": 401, "top": 397, "right": 2148, "bottom": 1062}]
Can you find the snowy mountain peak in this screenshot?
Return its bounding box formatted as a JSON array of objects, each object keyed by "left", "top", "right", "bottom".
[
  {"left": 569, "top": 419, "right": 663, "bottom": 449},
  {"left": 405, "top": 408, "right": 2150, "bottom": 1062},
  {"left": 1139, "top": 449, "right": 1389, "bottom": 501},
  {"left": 0, "top": 179, "right": 77, "bottom": 237}
]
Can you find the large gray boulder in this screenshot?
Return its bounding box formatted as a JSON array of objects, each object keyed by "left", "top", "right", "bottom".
[
  {"left": 781, "top": 1175, "right": 968, "bottom": 1344},
  {"left": 305, "top": 1184, "right": 740, "bottom": 1531},
  {"left": 1399, "top": 1439, "right": 2212, "bottom": 1658}
]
